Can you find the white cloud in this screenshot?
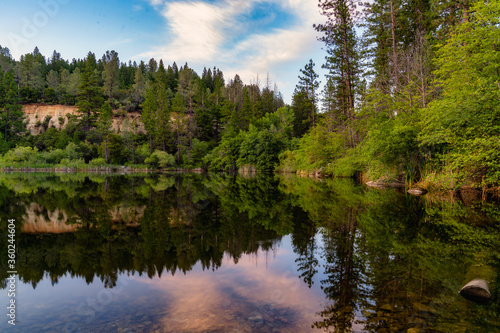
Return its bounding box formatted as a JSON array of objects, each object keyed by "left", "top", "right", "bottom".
[{"left": 137, "top": 0, "right": 325, "bottom": 101}]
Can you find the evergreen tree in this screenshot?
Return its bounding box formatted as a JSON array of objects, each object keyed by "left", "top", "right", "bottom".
[
  {"left": 102, "top": 50, "right": 120, "bottom": 99},
  {"left": 17, "top": 50, "right": 45, "bottom": 102},
  {"left": 141, "top": 81, "right": 158, "bottom": 155},
  {"left": 142, "top": 61, "right": 172, "bottom": 154},
  {"left": 0, "top": 67, "right": 26, "bottom": 147},
  {"left": 291, "top": 90, "right": 314, "bottom": 137},
  {"left": 96, "top": 102, "right": 113, "bottom": 164},
  {"left": 0, "top": 45, "right": 14, "bottom": 73},
  {"left": 46, "top": 70, "right": 60, "bottom": 90},
  {"left": 171, "top": 92, "right": 186, "bottom": 165},
  {"left": 155, "top": 62, "right": 172, "bottom": 151},
  {"left": 315, "top": 0, "right": 362, "bottom": 146},
  {"left": 77, "top": 52, "right": 103, "bottom": 132},
  {"left": 362, "top": 0, "right": 394, "bottom": 91},
  {"left": 132, "top": 61, "right": 146, "bottom": 105},
  {"left": 296, "top": 59, "right": 320, "bottom": 130}
]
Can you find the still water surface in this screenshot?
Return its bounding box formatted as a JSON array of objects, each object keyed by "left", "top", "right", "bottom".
[{"left": 0, "top": 173, "right": 499, "bottom": 332}]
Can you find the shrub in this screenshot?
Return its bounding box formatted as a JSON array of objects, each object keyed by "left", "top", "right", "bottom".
[
  {"left": 145, "top": 150, "right": 175, "bottom": 169},
  {"left": 40, "top": 149, "right": 65, "bottom": 164},
  {"left": 88, "top": 157, "right": 107, "bottom": 167},
  {"left": 2, "top": 146, "right": 40, "bottom": 165}
]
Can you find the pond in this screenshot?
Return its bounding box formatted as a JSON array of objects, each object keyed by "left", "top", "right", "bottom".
[{"left": 0, "top": 172, "right": 499, "bottom": 332}]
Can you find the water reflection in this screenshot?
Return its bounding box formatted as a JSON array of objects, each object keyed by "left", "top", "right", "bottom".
[{"left": 0, "top": 173, "right": 499, "bottom": 332}]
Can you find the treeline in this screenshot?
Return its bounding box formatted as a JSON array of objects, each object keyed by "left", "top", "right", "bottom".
[
  {"left": 0, "top": 44, "right": 286, "bottom": 168},
  {"left": 0, "top": 0, "right": 499, "bottom": 186},
  {"left": 281, "top": 0, "right": 500, "bottom": 188}
]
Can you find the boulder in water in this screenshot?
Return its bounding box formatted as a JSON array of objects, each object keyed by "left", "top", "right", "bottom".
[
  {"left": 408, "top": 187, "right": 427, "bottom": 196},
  {"left": 459, "top": 279, "right": 492, "bottom": 303}
]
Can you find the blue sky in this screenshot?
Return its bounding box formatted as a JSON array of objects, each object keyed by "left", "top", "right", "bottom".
[{"left": 0, "top": 0, "right": 327, "bottom": 103}]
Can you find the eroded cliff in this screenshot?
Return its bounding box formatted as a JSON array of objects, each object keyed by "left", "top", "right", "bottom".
[{"left": 23, "top": 104, "right": 145, "bottom": 135}]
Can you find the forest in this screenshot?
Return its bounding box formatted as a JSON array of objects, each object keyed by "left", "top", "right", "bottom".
[{"left": 0, "top": 0, "right": 499, "bottom": 189}]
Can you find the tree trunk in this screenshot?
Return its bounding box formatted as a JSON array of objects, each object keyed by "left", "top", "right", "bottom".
[
  {"left": 177, "top": 131, "right": 181, "bottom": 166},
  {"left": 390, "top": 0, "right": 399, "bottom": 86},
  {"left": 104, "top": 137, "right": 109, "bottom": 164}
]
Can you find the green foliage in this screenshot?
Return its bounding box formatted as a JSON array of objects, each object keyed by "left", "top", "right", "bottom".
[
  {"left": 183, "top": 138, "right": 211, "bottom": 168},
  {"left": 419, "top": 0, "right": 500, "bottom": 184},
  {"left": 1, "top": 146, "right": 40, "bottom": 165},
  {"left": 40, "top": 148, "right": 66, "bottom": 164},
  {"left": 88, "top": 157, "right": 107, "bottom": 166},
  {"left": 0, "top": 67, "right": 26, "bottom": 147},
  {"left": 145, "top": 150, "right": 175, "bottom": 169},
  {"left": 207, "top": 107, "right": 295, "bottom": 172},
  {"left": 63, "top": 142, "right": 82, "bottom": 161}
]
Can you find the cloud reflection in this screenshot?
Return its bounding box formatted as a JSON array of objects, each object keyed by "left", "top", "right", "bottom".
[{"left": 135, "top": 244, "right": 323, "bottom": 332}]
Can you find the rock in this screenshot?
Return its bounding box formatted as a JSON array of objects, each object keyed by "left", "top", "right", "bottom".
[
  {"left": 408, "top": 187, "right": 427, "bottom": 195},
  {"left": 366, "top": 181, "right": 405, "bottom": 188},
  {"left": 248, "top": 315, "right": 264, "bottom": 327},
  {"left": 460, "top": 279, "right": 492, "bottom": 303},
  {"left": 380, "top": 304, "right": 393, "bottom": 311}
]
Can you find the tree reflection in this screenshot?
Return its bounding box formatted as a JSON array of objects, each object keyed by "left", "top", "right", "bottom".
[{"left": 0, "top": 173, "right": 499, "bottom": 332}]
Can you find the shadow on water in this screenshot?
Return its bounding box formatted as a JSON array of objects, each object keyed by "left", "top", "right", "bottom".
[{"left": 0, "top": 172, "right": 499, "bottom": 332}]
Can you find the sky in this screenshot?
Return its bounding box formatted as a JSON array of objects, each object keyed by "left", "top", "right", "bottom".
[{"left": 0, "top": 0, "right": 328, "bottom": 103}]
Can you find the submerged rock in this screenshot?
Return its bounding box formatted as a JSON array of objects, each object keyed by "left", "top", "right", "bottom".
[
  {"left": 408, "top": 187, "right": 428, "bottom": 196},
  {"left": 366, "top": 181, "right": 405, "bottom": 188},
  {"left": 459, "top": 279, "right": 492, "bottom": 303},
  {"left": 248, "top": 314, "right": 264, "bottom": 327}
]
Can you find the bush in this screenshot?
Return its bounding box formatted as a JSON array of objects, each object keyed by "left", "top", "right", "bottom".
[
  {"left": 184, "top": 139, "right": 212, "bottom": 168},
  {"left": 64, "top": 142, "right": 83, "bottom": 160},
  {"left": 145, "top": 150, "right": 175, "bottom": 169},
  {"left": 58, "top": 158, "right": 86, "bottom": 168},
  {"left": 136, "top": 143, "right": 151, "bottom": 163},
  {"left": 40, "top": 149, "right": 65, "bottom": 164},
  {"left": 88, "top": 157, "right": 107, "bottom": 167},
  {"left": 1, "top": 146, "right": 41, "bottom": 165}
]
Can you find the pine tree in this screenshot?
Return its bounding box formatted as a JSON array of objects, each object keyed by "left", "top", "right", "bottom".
[
  {"left": 291, "top": 90, "right": 314, "bottom": 137},
  {"left": 132, "top": 61, "right": 146, "bottom": 105},
  {"left": 142, "top": 80, "right": 158, "bottom": 155},
  {"left": 96, "top": 102, "right": 113, "bottom": 164},
  {"left": 0, "top": 67, "right": 26, "bottom": 146},
  {"left": 102, "top": 50, "right": 120, "bottom": 99},
  {"left": 77, "top": 52, "right": 103, "bottom": 132},
  {"left": 171, "top": 92, "right": 186, "bottom": 165},
  {"left": 315, "top": 0, "right": 361, "bottom": 146},
  {"left": 46, "top": 70, "right": 60, "bottom": 90},
  {"left": 155, "top": 62, "right": 172, "bottom": 151},
  {"left": 362, "top": 0, "right": 394, "bottom": 91},
  {"left": 17, "top": 51, "right": 45, "bottom": 102},
  {"left": 142, "top": 61, "right": 172, "bottom": 153},
  {"left": 296, "top": 59, "right": 320, "bottom": 130}
]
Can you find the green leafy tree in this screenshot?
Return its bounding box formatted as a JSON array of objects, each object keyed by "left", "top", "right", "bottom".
[{"left": 419, "top": 0, "right": 500, "bottom": 183}]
